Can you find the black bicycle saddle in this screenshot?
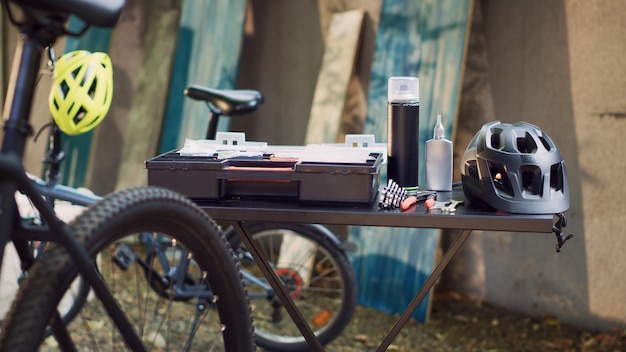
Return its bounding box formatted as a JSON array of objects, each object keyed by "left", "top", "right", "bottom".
[
  {"left": 184, "top": 85, "right": 264, "bottom": 116},
  {"left": 8, "top": 0, "right": 124, "bottom": 27}
]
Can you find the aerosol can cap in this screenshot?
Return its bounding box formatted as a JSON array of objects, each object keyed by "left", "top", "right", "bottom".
[{"left": 388, "top": 76, "right": 419, "bottom": 102}]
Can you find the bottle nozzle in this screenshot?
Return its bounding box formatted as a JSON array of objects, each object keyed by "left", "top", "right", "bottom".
[{"left": 434, "top": 114, "right": 445, "bottom": 139}]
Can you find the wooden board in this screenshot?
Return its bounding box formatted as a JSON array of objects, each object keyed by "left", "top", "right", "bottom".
[
  {"left": 86, "top": 0, "right": 147, "bottom": 194},
  {"left": 348, "top": 0, "right": 473, "bottom": 323},
  {"left": 1, "top": 12, "right": 16, "bottom": 123},
  {"left": 114, "top": 0, "right": 184, "bottom": 189},
  {"left": 281, "top": 9, "right": 365, "bottom": 283},
  {"left": 159, "top": 0, "right": 248, "bottom": 153},
  {"left": 305, "top": 8, "right": 365, "bottom": 144}
]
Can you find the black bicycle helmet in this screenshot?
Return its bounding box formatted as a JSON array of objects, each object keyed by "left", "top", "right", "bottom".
[{"left": 460, "top": 120, "right": 569, "bottom": 214}]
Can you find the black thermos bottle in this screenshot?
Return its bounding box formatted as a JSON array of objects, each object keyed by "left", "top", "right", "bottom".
[{"left": 387, "top": 76, "right": 419, "bottom": 187}]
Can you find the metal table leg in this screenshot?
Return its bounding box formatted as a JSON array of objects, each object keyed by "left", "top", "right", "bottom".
[
  {"left": 376, "top": 229, "right": 472, "bottom": 352},
  {"left": 233, "top": 221, "right": 326, "bottom": 351}
]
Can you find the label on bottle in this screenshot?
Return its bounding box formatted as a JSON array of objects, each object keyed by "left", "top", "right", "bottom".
[
  {"left": 387, "top": 102, "right": 419, "bottom": 187},
  {"left": 425, "top": 139, "right": 453, "bottom": 191}
]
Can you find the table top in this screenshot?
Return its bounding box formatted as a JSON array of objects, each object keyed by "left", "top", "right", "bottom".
[{"left": 196, "top": 186, "right": 555, "bottom": 234}]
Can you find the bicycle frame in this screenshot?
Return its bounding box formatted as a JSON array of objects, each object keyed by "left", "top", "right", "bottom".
[
  {"left": 0, "top": 5, "right": 147, "bottom": 350},
  {"left": 0, "top": 6, "right": 68, "bottom": 272}
]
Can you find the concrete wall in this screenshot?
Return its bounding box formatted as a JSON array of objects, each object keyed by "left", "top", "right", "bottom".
[
  {"left": 564, "top": 0, "right": 626, "bottom": 329},
  {"left": 447, "top": 0, "right": 626, "bottom": 331}
]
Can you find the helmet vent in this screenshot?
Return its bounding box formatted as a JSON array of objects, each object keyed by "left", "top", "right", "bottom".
[
  {"left": 465, "top": 160, "right": 479, "bottom": 180},
  {"left": 538, "top": 136, "right": 551, "bottom": 151},
  {"left": 550, "top": 162, "right": 564, "bottom": 192},
  {"left": 88, "top": 78, "right": 97, "bottom": 98},
  {"left": 59, "top": 80, "right": 70, "bottom": 97},
  {"left": 488, "top": 161, "right": 513, "bottom": 197},
  {"left": 74, "top": 106, "right": 87, "bottom": 124},
  {"left": 516, "top": 132, "right": 537, "bottom": 153},
  {"left": 490, "top": 128, "right": 504, "bottom": 149},
  {"left": 520, "top": 165, "right": 542, "bottom": 195}
]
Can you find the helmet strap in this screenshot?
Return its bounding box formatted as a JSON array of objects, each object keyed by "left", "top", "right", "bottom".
[{"left": 552, "top": 213, "right": 574, "bottom": 252}]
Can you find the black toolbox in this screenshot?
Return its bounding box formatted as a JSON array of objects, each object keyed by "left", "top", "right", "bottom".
[{"left": 145, "top": 150, "right": 382, "bottom": 205}]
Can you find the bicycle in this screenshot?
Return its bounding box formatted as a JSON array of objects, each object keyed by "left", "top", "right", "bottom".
[{"left": 0, "top": 0, "right": 255, "bottom": 350}]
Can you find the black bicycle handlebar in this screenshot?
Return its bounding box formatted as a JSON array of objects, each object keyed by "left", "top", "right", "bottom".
[{"left": 7, "top": 0, "right": 125, "bottom": 28}]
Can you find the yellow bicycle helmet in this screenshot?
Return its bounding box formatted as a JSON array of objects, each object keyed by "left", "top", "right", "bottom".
[{"left": 48, "top": 50, "right": 113, "bottom": 135}]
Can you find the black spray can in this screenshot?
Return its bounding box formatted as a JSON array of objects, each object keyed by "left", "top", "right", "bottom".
[{"left": 387, "top": 76, "right": 419, "bottom": 187}]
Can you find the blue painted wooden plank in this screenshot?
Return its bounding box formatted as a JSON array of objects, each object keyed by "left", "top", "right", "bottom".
[
  {"left": 160, "top": 0, "right": 247, "bottom": 153},
  {"left": 349, "top": 0, "right": 472, "bottom": 323}
]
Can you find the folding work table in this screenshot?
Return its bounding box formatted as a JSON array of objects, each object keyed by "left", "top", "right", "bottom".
[{"left": 197, "top": 187, "right": 556, "bottom": 351}]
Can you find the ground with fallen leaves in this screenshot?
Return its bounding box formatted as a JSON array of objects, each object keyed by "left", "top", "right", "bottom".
[{"left": 322, "top": 291, "right": 625, "bottom": 352}]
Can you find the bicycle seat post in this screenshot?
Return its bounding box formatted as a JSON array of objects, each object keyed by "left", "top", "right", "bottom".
[
  {"left": 1, "top": 33, "right": 49, "bottom": 157},
  {"left": 206, "top": 106, "right": 222, "bottom": 140},
  {"left": 44, "top": 126, "right": 64, "bottom": 185}
]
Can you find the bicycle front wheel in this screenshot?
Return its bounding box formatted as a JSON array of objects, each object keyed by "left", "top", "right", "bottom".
[{"left": 0, "top": 187, "right": 255, "bottom": 351}]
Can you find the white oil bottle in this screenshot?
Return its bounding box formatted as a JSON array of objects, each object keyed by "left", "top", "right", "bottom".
[{"left": 425, "top": 114, "right": 452, "bottom": 191}]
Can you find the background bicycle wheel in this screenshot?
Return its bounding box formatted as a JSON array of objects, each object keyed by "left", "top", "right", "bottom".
[{"left": 0, "top": 188, "right": 94, "bottom": 318}]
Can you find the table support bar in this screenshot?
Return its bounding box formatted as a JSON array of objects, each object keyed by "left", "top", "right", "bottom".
[
  {"left": 233, "top": 221, "right": 326, "bottom": 351},
  {"left": 376, "top": 229, "right": 473, "bottom": 352}
]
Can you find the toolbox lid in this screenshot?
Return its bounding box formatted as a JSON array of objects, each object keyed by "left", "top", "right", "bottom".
[
  {"left": 295, "top": 152, "right": 383, "bottom": 174},
  {"left": 145, "top": 151, "right": 226, "bottom": 171}
]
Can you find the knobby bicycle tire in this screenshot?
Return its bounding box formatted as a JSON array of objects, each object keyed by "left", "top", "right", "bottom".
[
  {"left": 0, "top": 186, "right": 255, "bottom": 351},
  {"left": 228, "top": 222, "right": 357, "bottom": 352},
  {"left": 0, "top": 234, "right": 92, "bottom": 339},
  {"left": 43, "top": 275, "right": 91, "bottom": 337},
  {"left": 0, "top": 243, "right": 91, "bottom": 331}
]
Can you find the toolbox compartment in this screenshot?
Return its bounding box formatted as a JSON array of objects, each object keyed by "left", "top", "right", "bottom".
[{"left": 146, "top": 150, "right": 382, "bottom": 205}]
